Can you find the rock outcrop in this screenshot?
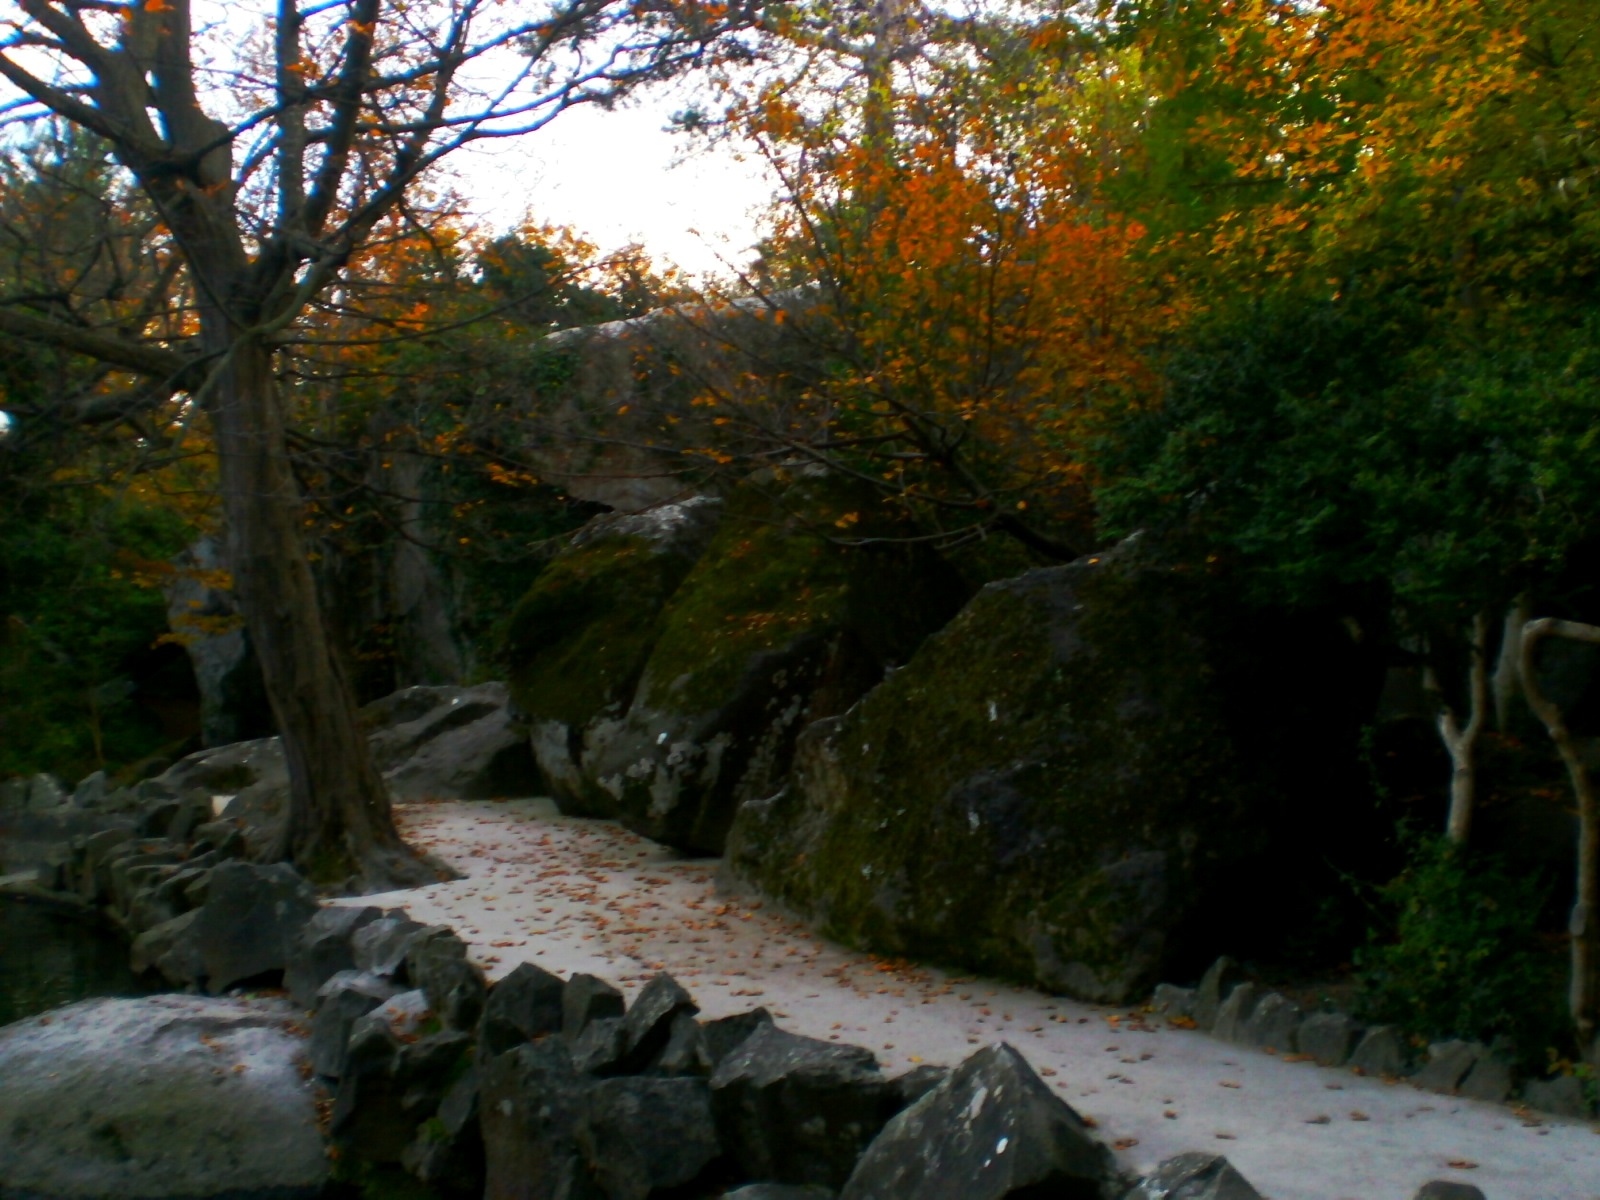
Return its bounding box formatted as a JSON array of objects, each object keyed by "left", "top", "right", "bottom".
[
  {"left": 506, "top": 496, "right": 726, "bottom": 817},
  {"left": 725, "top": 549, "right": 1359, "bottom": 1003},
  {"left": 505, "top": 474, "right": 967, "bottom": 854}
]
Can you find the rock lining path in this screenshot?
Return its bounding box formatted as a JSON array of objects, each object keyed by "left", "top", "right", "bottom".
[{"left": 340, "top": 798, "right": 1600, "bottom": 1200}]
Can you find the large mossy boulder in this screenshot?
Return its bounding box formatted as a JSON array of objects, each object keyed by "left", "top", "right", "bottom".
[
  {"left": 504, "top": 496, "right": 726, "bottom": 816},
  {"left": 723, "top": 548, "right": 1365, "bottom": 1003},
  {"left": 583, "top": 472, "right": 968, "bottom": 853}
]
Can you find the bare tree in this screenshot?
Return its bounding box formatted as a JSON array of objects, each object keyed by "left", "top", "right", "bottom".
[{"left": 0, "top": 0, "right": 757, "bottom": 888}]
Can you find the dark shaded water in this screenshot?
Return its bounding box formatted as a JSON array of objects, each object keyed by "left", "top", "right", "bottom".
[{"left": 0, "top": 898, "right": 157, "bottom": 1026}]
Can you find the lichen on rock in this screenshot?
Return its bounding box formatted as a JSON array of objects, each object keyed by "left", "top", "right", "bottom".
[
  {"left": 724, "top": 545, "right": 1341, "bottom": 1004},
  {"left": 584, "top": 470, "right": 969, "bottom": 853}
]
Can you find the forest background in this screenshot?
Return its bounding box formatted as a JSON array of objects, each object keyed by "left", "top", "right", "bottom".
[{"left": 2, "top": 0, "right": 1599, "bottom": 1067}]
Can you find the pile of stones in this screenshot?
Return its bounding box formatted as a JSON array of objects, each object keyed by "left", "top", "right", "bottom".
[{"left": 1150, "top": 958, "right": 1593, "bottom": 1121}]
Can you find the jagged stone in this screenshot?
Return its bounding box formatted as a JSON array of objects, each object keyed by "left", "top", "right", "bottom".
[
  {"left": 1296, "top": 1012, "right": 1361, "bottom": 1068},
  {"left": 653, "top": 1010, "right": 713, "bottom": 1076},
  {"left": 285, "top": 905, "right": 384, "bottom": 1009},
  {"left": 703, "top": 1008, "right": 776, "bottom": 1068},
  {"left": 1348, "top": 1025, "right": 1409, "bottom": 1077},
  {"left": 615, "top": 971, "right": 698, "bottom": 1074},
  {"left": 1458, "top": 1043, "right": 1516, "bottom": 1103},
  {"left": 571, "top": 1016, "right": 628, "bottom": 1076},
  {"left": 1151, "top": 983, "right": 1196, "bottom": 1020},
  {"left": 1521, "top": 1073, "right": 1593, "bottom": 1118},
  {"left": 563, "top": 972, "right": 626, "bottom": 1039},
  {"left": 310, "top": 970, "right": 399, "bottom": 1078},
  {"left": 1123, "top": 1151, "right": 1264, "bottom": 1200},
  {"left": 405, "top": 925, "right": 488, "bottom": 1031},
  {"left": 480, "top": 960, "right": 567, "bottom": 1057},
  {"left": 403, "top": 1064, "right": 485, "bottom": 1194},
  {"left": 710, "top": 1022, "right": 899, "bottom": 1190},
  {"left": 578, "top": 1076, "right": 724, "bottom": 1199},
  {"left": 1211, "top": 982, "right": 1261, "bottom": 1044},
  {"left": 189, "top": 860, "right": 319, "bottom": 992},
  {"left": 481, "top": 1039, "right": 593, "bottom": 1200},
  {"left": 840, "top": 1043, "right": 1115, "bottom": 1200},
  {"left": 1240, "top": 991, "right": 1301, "bottom": 1053},
  {"left": 351, "top": 910, "right": 429, "bottom": 977},
  {"left": 1413, "top": 1040, "right": 1481, "bottom": 1093}
]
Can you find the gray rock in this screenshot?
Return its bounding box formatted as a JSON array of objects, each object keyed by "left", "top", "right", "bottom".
[
  {"left": 722, "top": 546, "right": 1359, "bottom": 1003},
  {"left": 137, "top": 799, "right": 182, "bottom": 838},
  {"left": 615, "top": 971, "right": 698, "bottom": 1074},
  {"left": 840, "top": 1042, "right": 1115, "bottom": 1200},
  {"left": 190, "top": 860, "right": 319, "bottom": 992},
  {"left": 355, "top": 988, "right": 434, "bottom": 1040},
  {"left": 1211, "top": 982, "right": 1261, "bottom": 1044},
  {"left": 1349, "top": 1025, "right": 1409, "bottom": 1077},
  {"left": 1413, "top": 1040, "right": 1481, "bottom": 1093},
  {"left": 586, "top": 478, "right": 966, "bottom": 857},
  {"left": 564, "top": 971, "right": 626, "bottom": 1039},
  {"left": 724, "top": 1188, "right": 835, "bottom": 1200},
  {"left": 578, "top": 1076, "right": 723, "bottom": 1198},
  {"left": 351, "top": 910, "right": 429, "bottom": 976},
  {"left": 1521, "top": 1073, "right": 1593, "bottom": 1118},
  {"left": 506, "top": 496, "right": 727, "bottom": 821},
  {"left": 332, "top": 1020, "right": 472, "bottom": 1166},
  {"left": 710, "top": 1022, "right": 899, "bottom": 1190},
  {"left": 480, "top": 960, "right": 567, "bottom": 1057},
  {"left": 403, "top": 1064, "right": 484, "bottom": 1192},
  {"left": 0, "top": 995, "right": 325, "bottom": 1199},
  {"left": 1241, "top": 991, "right": 1301, "bottom": 1053},
  {"left": 374, "top": 682, "right": 542, "bottom": 802},
  {"left": 310, "top": 970, "right": 399, "bottom": 1077},
  {"left": 703, "top": 1007, "right": 776, "bottom": 1068},
  {"left": 481, "top": 1039, "right": 593, "bottom": 1200},
  {"left": 285, "top": 904, "right": 383, "bottom": 1008},
  {"left": 1412, "top": 1183, "right": 1487, "bottom": 1200},
  {"left": 892, "top": 1064, "right": 951, "bottom": 1108},
  {"left": 159, "top": 737, "right": 290, "bottom": 856},
  {"left": 571, "top": 1015, "right": 628, "bottom": 1075},
  {"left": 3, "top": 773, "right": 68, "bottom": 812},
  {"left": 78, "top": 827, "right": 133, "bottom": 904},
  {"left": 1124, "top": 1151, "right": 1263, "bottom": 1200},
  {"left": 1151, "top": 983, "right": 1196, "bottom": 1020},
  {"left": 654, "top": 1010, "right": 713, "bottom": 1076},
  {"left": 405, "top": 925, "right": 488, "bottom": 1031},
  {"left": 71, "top": 770, "right": 111, "bottom": 809},
  {"left": 128, "top": 909, "right": 203, "bottom": 985},
  {"left": 1296, "top": 1012, "right": 1361, "bottom": 1068},
  {"left": 1458, "top": 1042, "right": 1516, "bottom": 1103}
]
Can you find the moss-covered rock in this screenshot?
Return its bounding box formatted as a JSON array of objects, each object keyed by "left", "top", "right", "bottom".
[
  {"left": 584, "top": 471, "right": 969, "bottom": 853},
  {"left": 502, "top": 497, "right": 723, "bottom": 815},
  {"left": 723, "top": 547, "right": 1359, "bottom": 1003}
]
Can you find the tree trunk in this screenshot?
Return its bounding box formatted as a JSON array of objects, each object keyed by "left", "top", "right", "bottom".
[
  {"left": 207, "top": 333, "right": 443, "bottom": 890},
  {"left": 1521, "top": 617, "right": 1600, "bottom": 1064},
  {"left": 1425, "top": 611, "right": 1490, "bottom": 845},
  {"left": 1492, "top": 593, "right": 1531, "bottom": 731}
]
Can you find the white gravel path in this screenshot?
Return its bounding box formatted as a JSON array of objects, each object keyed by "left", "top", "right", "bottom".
[{"left": 340, "top": 798, "right": 1600, "bottom": 1200}]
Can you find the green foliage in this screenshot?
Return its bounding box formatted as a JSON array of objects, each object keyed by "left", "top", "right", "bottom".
[
  {"left": 0, "top": 482, "right": 193, "bottom": 781},
  {"left": 1355, "top": 836, "right": 1566, "bottom": 1064}
]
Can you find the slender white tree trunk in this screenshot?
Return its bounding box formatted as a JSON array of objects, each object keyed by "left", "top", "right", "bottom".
[
  {"left": 1521, "top": 617, "right": 1600, "bottom": 1064},
  {"left": 1426, "top": 611, "right": 1491, "bottom": 845},
  {"left": 1492, "top": 593, "right": 1531, "bottom": 731}
]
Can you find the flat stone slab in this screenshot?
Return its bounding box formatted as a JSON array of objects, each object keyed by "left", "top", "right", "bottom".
[{"left": 0, "top": 994, "right": 327, "bottom": 1200}]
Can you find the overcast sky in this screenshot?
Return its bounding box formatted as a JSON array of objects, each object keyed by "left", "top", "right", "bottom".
[{"left": 449, "top": 92, "right": 779, "bottom": 282}]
